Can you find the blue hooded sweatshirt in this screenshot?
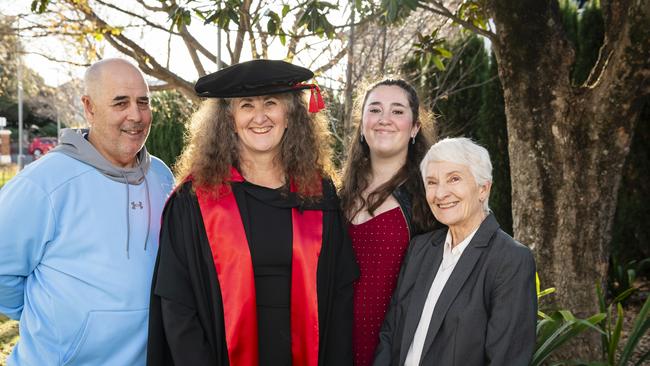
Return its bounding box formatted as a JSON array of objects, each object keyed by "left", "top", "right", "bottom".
[{"left": 0, "top": 129, "right": 174, "bottom": 365}]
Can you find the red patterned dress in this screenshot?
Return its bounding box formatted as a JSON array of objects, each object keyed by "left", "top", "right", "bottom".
[{"left": 349, "top": 206, "right": 410, "bottom": 366}]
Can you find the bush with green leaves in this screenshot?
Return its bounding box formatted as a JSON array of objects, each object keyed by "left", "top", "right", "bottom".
[
  {"left": 145, "top": 90, "right": 194, "bottom": 169},
  {"left": 532, "top": 275, "right": 605, "bottom": 366},
  {"left": 589, "top": 286, "right": 650, "bottom": 366},
  {"left": 532, "top": 276, "right": 649, "bottom": 366},
  {"left": 608, "top": 257, "right": 650, "bottom": 301}
]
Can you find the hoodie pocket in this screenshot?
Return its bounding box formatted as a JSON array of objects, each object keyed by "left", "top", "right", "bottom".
[{"left": 62, "top": 309, "right": 148, "bottom": 365}]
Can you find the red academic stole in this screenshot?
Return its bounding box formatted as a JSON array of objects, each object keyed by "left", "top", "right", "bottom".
[{"left": 194, "top": 168, "right": 322, "bottom": 366}]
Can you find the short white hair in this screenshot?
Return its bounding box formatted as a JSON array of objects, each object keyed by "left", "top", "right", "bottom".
[{"left": 420, "top": 137, "right": 493, "bottom": 212}]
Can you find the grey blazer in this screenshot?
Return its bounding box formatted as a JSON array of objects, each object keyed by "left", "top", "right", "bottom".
[{"left": 373, "top": 214, "right": 537, "bottom": 366}]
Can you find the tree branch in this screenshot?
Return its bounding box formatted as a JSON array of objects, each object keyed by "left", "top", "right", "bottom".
[
  {"left": 286, "top": 8, "right": 306, "bottom": 61},
  {"left": 419, "top": 1, "right": 496, "bottom": 42},
  {"left": 70, "top": 2, "right": 199, "bottom": 101},
  {"left": 134, "top": 0, "right": 168, "bottom": 12},
  {"left": 247, "top": 0, "right": 262, "bottom": 59},
  {"left": 149, "top": 83, "right": 174, "bottom": 91},
  {"left": 313, "top": 47, "right": 348, "bottom": 75},
  {"left": 93, "top": 0, "right": 179, "bottom": 35},
  {"left": 254, "top": 21, "right": 269, "bottom": 59},
  {"left": 233, "top": 0, "right": 253, "bottom": 63},
  {"left": 178, "top": 23, "right": 207, "bottom": 76},
  {"left": 24, "top": 51, "right": 91, "bottom": 67}
]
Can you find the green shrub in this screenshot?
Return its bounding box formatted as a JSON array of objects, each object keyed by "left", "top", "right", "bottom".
[
  {"left": 532, "top": 276, "right": 650, "bottom": 366},
  {"left": 145, "top": 90, "right": 194, "bottom": 169}
]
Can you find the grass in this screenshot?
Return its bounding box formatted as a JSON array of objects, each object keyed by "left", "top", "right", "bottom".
[
  {"left": 0, "top": 315, "right": 18, "bottom": 366},
  {"left": 0, "top": 165, "right": 17, "bottom": 188}
]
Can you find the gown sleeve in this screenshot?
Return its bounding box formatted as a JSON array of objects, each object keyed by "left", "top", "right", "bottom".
[
  {"left": 147, "top": 185, "right": 218, "bottom": 366},
  {"left": 318, "top": 180, "right": 360, "bottom": 365}
]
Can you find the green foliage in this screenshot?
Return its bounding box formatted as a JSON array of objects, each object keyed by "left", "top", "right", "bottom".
[
  {"left": 574, "top": 1, "right": 604, "bottom": 84},
  {"left": 170, "top": 6, "right": 193, "bottom": 30},
  {"left": 296, "top": 1, "right": 338, "bottom": 38},
  {"left": 0, "top": 95, "right": 57, "bottom": 137},
  {"left": 566, "top": 286, "right": 650, "bottom": 366},
  {"left": 200, "top": 0, "right": 242, "bottom": 28},
  {"left": 37, "top": 123, "right": 58, "bottom": 137},
  {"left": 559, "top": 0, "right": 605, "bottom": 85},
  {"left": 193, "top": 0, "right": 339, "bottom": 40},
  {"left": 145, "top": 90, "right": 193, "bottom": 168},
  {"left": 537, "top": 272, "right": 557, "bottom": 319},
  {"left": 533, "top": 276, "right": 606, "bottom": 366},
  {"left": 30, "top": 0, "right": 50, "bottom": 14},
  {"left": 608, "top": 257, "right": 650, "bottom": 301},
  {"left": 532, "top": 310, "right": 606, "bottom": 366},
  {"left": 531, "top": 281, "right": 650, "bottom": 366},
  {"left": 0, "top": 165, "right": 17, "bottom": 189},
  {"left": 405, "top": 34, "right": 488, "bottom": 137},
  {"left": 560, "top": 0, "right": 579, "bottom": 46},
  {"left": 381, "top": 0, "right": 418, "bottom": 23},
  {"left": 457, "top": 0, "right": 490, "bottom": 30},
  {"left": 411, "top": 30, "right": 452, "bottom": 72}
]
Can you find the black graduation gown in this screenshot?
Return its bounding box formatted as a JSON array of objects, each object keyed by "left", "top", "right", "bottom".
[{"left": 147, "top": 179, "right": 359, "bottom": 366}]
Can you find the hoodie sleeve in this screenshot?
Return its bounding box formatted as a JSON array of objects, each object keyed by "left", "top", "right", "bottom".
[{"left": 0, "top": 177, "right": 55, "bottom": 319}]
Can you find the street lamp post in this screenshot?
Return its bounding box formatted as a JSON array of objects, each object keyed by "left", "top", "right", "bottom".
[{"left": 16, "top": 17, "right": 25, "bottom": 170}]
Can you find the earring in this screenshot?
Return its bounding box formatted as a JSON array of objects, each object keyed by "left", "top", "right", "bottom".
[
  {"left": 411, "top": 136, "right": 416, "bottom": 145},
  {"left": 360, "top": 134, "right": 365, "bottom": 143}
]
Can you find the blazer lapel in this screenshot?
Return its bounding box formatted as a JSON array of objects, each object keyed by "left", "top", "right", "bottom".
[
  {"left": 398, "top": 230, "right": 446, "bottom": 365},
  {"left": 420, "top": 214, "right": 500, "bottom": 359}
]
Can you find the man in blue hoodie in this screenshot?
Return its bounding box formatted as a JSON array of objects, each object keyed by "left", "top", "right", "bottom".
[{"left": 0, "top": 58, "right": 175, "bottom": 365}]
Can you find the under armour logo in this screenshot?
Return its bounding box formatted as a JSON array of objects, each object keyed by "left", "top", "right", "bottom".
[{"left": 131, "top": 201, "right": 143, "bottom": 209}]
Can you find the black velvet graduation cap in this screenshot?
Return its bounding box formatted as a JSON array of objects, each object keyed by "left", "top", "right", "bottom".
[{"left": 194, "top": 59, "right": 325, "bottom": 112}]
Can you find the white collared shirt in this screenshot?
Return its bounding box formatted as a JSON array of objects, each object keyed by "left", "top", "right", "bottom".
[{"left": 404, "top": 227, "right": 479, "bottom": 366}]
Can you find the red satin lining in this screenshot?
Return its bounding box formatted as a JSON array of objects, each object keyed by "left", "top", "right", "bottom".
[
  {"left": 195, "top": 168, "right": 321, "bottom": 366},
  {"left": 291, "top": 207, "right": 322, "bottom": 366}
]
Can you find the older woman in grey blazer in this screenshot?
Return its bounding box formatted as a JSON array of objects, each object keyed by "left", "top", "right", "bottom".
[{"left": 374, "top": 137, "right": 537, "bottom": 366}]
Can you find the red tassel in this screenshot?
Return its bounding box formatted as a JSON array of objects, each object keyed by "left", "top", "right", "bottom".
[
  {"left": 309, "top": 88, "right": 318, "bottom": 113},
  {"left": 316, "top": 87, "right": 325, "bottom": 109},
  {"left": 294, "top": 82, "right": 325, "bottom": 113}
]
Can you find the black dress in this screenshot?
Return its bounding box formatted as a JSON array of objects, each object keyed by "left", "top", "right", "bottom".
[
  {"left": 240, "top": 181, "right": 292, "bottom": 365},
  {"left": 147, "top": 179, "right": 359, "bottom": 366}
]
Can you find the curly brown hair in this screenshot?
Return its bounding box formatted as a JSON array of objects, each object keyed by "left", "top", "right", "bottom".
[
  {"left": 339, "top": 78, "right": 438, "bottom": 235},
  {"left": 175, "top": 91, "right": 335, "bottom": 198}
]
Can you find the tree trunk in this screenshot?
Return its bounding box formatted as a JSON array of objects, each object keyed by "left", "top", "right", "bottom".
[{"left": 489, "top": 0, "right": 650, "bottom": 359}]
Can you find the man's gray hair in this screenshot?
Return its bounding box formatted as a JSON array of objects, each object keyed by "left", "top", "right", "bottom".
[{"left": 420, "top": 137, "right": 493, "bottom": 212}]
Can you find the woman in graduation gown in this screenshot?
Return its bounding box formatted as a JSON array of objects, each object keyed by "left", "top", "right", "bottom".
[{"left": 147, "top": 59, "right": 359, "bottom": 366}]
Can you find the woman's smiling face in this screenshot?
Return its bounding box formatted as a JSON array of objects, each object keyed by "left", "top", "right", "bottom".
[
  {"left": 424, "top": 160, "right": 489, "bottom": 230},
  {"left": 361, "top": 85, "right": 420, "bottom": 160},
  {"left": 232, "top": 95, "right": 288, "bottom": 159}
]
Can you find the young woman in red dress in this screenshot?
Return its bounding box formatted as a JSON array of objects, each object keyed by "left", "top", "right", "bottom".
[{"left": 339, "top": 79, "right": 439, "bottom": 366}]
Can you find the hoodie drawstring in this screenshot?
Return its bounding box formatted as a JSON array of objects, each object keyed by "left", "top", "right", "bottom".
[
  {"left": 123, "top": 172, "right": 131, "bottom": 259},
  {"left": 141, "top": 167, "right": 151, "bottom": 252},
  {"left": 122, "top": 169, "right": 152, "bottom": 259}
]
